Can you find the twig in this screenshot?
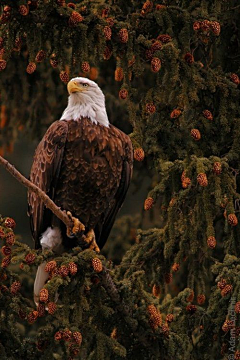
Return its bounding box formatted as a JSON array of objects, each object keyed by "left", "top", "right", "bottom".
[{"left": 0, "top": 155, "right": 73, "bottom": 229}]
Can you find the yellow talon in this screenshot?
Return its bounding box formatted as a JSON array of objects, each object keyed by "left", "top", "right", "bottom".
[{"left": 66, "top": 211, "right": 85, "bottom": 237}]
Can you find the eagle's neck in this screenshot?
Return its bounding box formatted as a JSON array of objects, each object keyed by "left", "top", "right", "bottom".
[{"left": 60, "top": 93, "right": 109, "bottom": 127}]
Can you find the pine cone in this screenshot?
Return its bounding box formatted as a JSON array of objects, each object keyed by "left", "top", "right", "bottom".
[
  {"left": 118, "top": 28, "right": 129, "bottom": 43},
  {"left": 69, "top": 11, "right": 83, "bottom": 26},
  {"left": 230, "top": 73, "right": 240, "bottom": 85},
  {"left": 27, "top": 310, "right": 38, "bottom": 324},
  {"left": 157, "top": 34, "right": 172, "bottom": 43},
  {"left": 26, "top": 62, "right": 37, "bottom": 74},
  {"left": 45, "top": 260, "right": 57, "bottom": 273},
  {"left": 182, "top": 177, "right": 191, "bottom": 188},
  {"left": 1, "top": 255, "right": 11, "bottom": 268},
  {"left": 134, "top": 148, "right": 145, "bottom": 161},
  {"left": 68, "top": 262, "right": 78, "bottom": 275},
  {"left": 4, "top": 217, "right": 16, "bottom": 229},
  {"left": 39, "top": 288, "right": 49, "bottom": 303},
  {"left": 170, "top": 109, "right": 181, "bottom": 118},
  {"left": 193, "top": 21, "right": 201, "bottom": 31},
  {"left": 210, "top": 21, "right": 221, "bottom": 36},
  {"left": 235, "top": 301, "right": 240, "bottom": 314},
  {"left": 62, "top": 329, "right": 72, "bottom": 342},
  {"left": 10, "top": 281, "right": 21, "bottom": 295},
  {"left": 166, "top": 314, "right": 174, "bottom": 323},
  {"left": 119, "top": 89, "right": 128, "bottom": 100},
  {"left": 217, "top": 278, "right": 227, "bottom": 290},
  {"left": 141, "top": 1, "right": 153, "bottom": 15},
  {"left": 228, "top": 213, "right": 238, "bottom": 226},
  {"left": 203, "top": 109, "right": 213, "bottom": 120},
  {"left": 221, "top": 284, "right": 233, "bottom": 297},
  {"left": 235, "top": 351, "right": 240, "bottom": 360},
  {"left": 1, "top": 246, "right": 11, "bottom": 256},
  {"left": 150, "top": 40, "right": 162, "bottom": 52},
  {"left": 50, "top": 54, "right": 58, "bottom": 68},
  {"left": 48, "top": 302, "right": 57, "bottom": 315},
  {"left": 152, "top": 284, "right": 161, "bottom": 298},
  {"left": 54, "top": 331, "right": 62, "bottom": 341},
  {"left": 37, "top": 303, "right": 46, "bottom": 317},
  {"left": 111, "top": 327, "right": 117, "bottom": 339},
  {"left": 186, "top": 290, "right": 194, "bottom": 302},
  {"left": 103, "top": 26, "right": 112, "bottom": 40},
  {"left": 115, "top": 67, "right": 124, "bottom": 81},
  {"left": 197, "top": 173, "right": 208, "bottom": 186},
  {"left": 19, "top": 5, "right": 29, "bottom": 16},
  {"left": 4, "top": 232, "right": 15, "bottom": 246},
  {"left": 222, "top": 319, "right": 234, "bottom": 332},
  {"left": 147, "top": 305, "right": 162, "bottom": 329},
  {"left": 35, "top": 50, "right": 46, "bottom": 63},
  {"left": 172, "top": 263, "right": 180, "bottom": 272},
  {"left": 191, "top": 128, "right": 201, "bottom": 140},
  {"left": 144, "top": 197, "right": 154, "bottom": 210},
  {"left": 156, "top": 5, "right": 167, "bottom": 10},
  {"left": 59, "top": 265, "right": 69, "bottom": 277},
  {"left": 25, "top": 253, "right": 36, "bottom": 264},
  {"left": 213, "top": 162, "right": 222, "bottom": 175},
  {"left": 146, "top": 103, "right": 156, "bottom": 114},
  {"left": 184, "top": 52, "right": 194, "bottom": 64},
  {"left": 161, "top": 323, "right": 169, "bottom": 336},
  {"left": 151, "top": 57, "right": 161, "bottom": 72},
  {"left": 103, "top": 46, "right": 112, "bottom": 60},
  {"left": 73, "top": 331, "right": 82, "bottom": 345},
  {"left": 59, "top": 71, "right": 69, "bottom": 84},
  {"left": 201, "top": 20, "right": 211, "bottom": 31},
  {"left": 92, "top": 258, "right": 103, "bottom": 273},
  {"left": 197, "top": 294, "right": 206, "bottom": 305},
  {"left": 207, "top": 236, "right": 216, "bottom": 249},
  {"left": 81, "top": 61, "right": 90, "bottom": 73},
  {"left": 186, "top": 304, "right": 197, "bottom": 314},
  {"left": 164, "top": 273, "right": 173, "bottom": 284}
]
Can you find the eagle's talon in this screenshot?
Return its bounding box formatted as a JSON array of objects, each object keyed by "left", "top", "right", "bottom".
[
  {"left": 84, "top": 229, "right": 100, "bottom": 253},
  {"left": 66, "top": 211, "right": 85, "bottom": 237}
]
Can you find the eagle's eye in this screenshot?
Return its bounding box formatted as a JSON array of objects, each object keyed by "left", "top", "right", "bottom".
[{"left": 81, "top": 83, "right": 89, "bottom": 87}]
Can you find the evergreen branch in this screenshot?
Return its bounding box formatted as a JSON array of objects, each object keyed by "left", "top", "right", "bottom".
[{"left": 0, "top": 155, "right": 75, "bottom": 232}]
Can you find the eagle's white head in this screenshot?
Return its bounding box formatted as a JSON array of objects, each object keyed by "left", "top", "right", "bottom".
[{"left": 60, "top": 77, "right": 109, "bottom": 127}]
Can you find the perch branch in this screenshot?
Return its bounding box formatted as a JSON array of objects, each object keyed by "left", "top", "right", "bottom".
[{"left": 0, "top": 155, "right": 75, "bottom": 230}]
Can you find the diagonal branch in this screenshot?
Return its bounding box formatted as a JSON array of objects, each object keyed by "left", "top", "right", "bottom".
[{"left": 0, "top": 155, "right": 74, "bottom": 229}]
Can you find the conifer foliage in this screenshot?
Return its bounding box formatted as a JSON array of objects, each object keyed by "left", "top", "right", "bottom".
[{"left": 0, "top": 1, "right": 240, "bottom": 359}]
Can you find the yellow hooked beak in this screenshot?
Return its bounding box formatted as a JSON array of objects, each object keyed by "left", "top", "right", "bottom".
[{"left": 67, "top": 81, "right": 84, "bottom": 94}]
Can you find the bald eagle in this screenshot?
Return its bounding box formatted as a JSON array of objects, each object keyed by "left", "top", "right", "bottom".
[{"left": 28, "top": 77, "right": 133, "bottom": 303}]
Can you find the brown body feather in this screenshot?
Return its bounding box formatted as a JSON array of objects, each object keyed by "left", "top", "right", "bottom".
[{"left": 28, "top": 118, "right": 133, "bottom": 250}]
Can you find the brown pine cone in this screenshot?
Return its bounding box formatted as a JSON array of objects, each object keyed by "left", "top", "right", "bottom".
[
  {"left": 235, "top": 350, "right": 240, "bottom": 360},
  {"left": 103, "top": 26, "right": 112, "bottom": 40},
  {"left": 35, "top": 50, "right": 46, "bottom": 63},
  {"left": 164, "top": 273, "right": 173, "bottom": 284},
  {"left": 150, "top": 40, "right": 162, "bottom": 52},
  {"left": 115, "top": 67, "right": 124, "bottom": 81},
  {"left": 134, "top": 148, "right": 145, "bottom": 161},
  {"left": 230, "top": 73, "right": 240, "bottom": 85},
  {"left": 103, "top": 46, "right": 112, "bottom": 60},
  {"left": 147, "top": 305, "right": 162, "bottom": 329},
  {"left": 68, "top": 262, "right": 78, "bottom": 275},
  {"left": 92, "top": 258, "right": 103, "bottom": 273},
  {"left": 152, "top": 284, "right": 161, "bottom": 298},
  {"left": 118, "top": 28, "right": 129, "bottom": 43},
  {"left": 201, "top": 20, "right": 211, "bottom": 31},
  {"left": 119, "top": 88, "right": 128, "bottom": 100},
  {"left": 26, "top": 62, "right": 37, "bottom": 74},
  {"left": 10, "top": 281, "right": 21, "bottom": 295},
  {"left": 111, "top": 327, "right": 117, "bottom": 339},
  {"left": 197, "top": 173, "right": 208, "bottom": 186},
  {"left": 1, "top": 255, "right": 11, "bottom": 268},
  {"left": 141, "top": 1, "right": 153, "bottom": 15},
  {"left": 203, "top": 109, "right": 213, "bottom": 120},
  {"left": 222, "top": 319, "right": 234, "bottom": 332},
  {"left": 172, "top": 263, "right": 180, "bottom": 272},
  {"left": 19, "top": 5, "right": 29, "bottom": 16},
  {"left": 25, "top": 253, "right": 36, "bottom": 264},
  {"left": 37, "top": 303, "right": 46, "bottom": 317},
  {"left": 182, "top": 177, "right": 191, "bottom": 188},
  {"left": 62, "top": 329, "right": 72, "bottom": 342},
  {"left": 50, "top": 54, "right": 58, "bottom": 68},
  {"left": 157, "top": 34, "right": 172, "bottom": 43},
  {"left": 207, "top": 236, "right": 216, "bottom": 249},
  {"left": 166, "top": 314, "right": 174, "bottom": 323},
  {"left": 48, "top": 302, "right": 57, "bottom": 315},
  {"left": 197, "top": 294, "right": 206, "bottom": 305},
  {"left": 39, "top": 288, "right": 49, "bottom": 303},
  {"left": 45, "top": 260, "right": 57, "bottom": 273},
  {"left": 191, "top": 128, "right": 201, "bottom": 140},
  {"left": 156, "top": 5, "right": 167, "bottom": 10},
  {"left": 1, "top": 246, "right": 11, "bottom": 256},
  {"left": 60, "top": 71, "right": 69, "bottom": 84},
  {"left": 59, "top": 265, "right": 69, "bottom": 277},
  {"left": 161, "top": 323, "right": 169, "bottom": 336},
  {"left": 151, "top": 57, "right": 161, "bottom": 72},
  {"left": 81, "top": 61, "right": 90, "bottom": 73},
  {"left": 228, "top": 213, "right": 238, "bottom": 226},
  {"left": 69, "top": 11, "right": 83, "bottom": 26},
  {"left": 4, "top": 217, "right": 16, "bottom": 229},
  {"left": 72, "top": 331, "right": 82, "bottom": 345},
  {"left": 144, "top": 197, "right": 154, "bottom": 210},
  {"left": 27, "top": 310, "right": 38, "bottom": 324},
  {"left": 186, "top": 304, "right": 197, "bottom": 314},
  {"left": 184, "top": 52, "right": 194, "bottom": 64},
  {"left": 210, "top": 21, "right": 220, "bottom": 36},
  {"left": 170, "top": 109, "right": 181, "bottom": 118},
  {"left": 235, "top": 301, "right": 240, "bottom": 314},
  {"left": 187, "top": 290, "right": 194, "bottom": 302},
  {"left": 221, "top": 284, "right": 233, "bottom": 297},
  {"left": 54, "top": 331, "right": 62, "bottom": 341},
  {"left": 193, "top": 21, "right": 201, "bottom": 31},
  {"left": 213, "top": 162, "right": 222, "bottom": 175},
  {"left": 146, "top": 103, "right": 156, "bottom": 114},
  {"left": 217, "top": 278, "right": 227, "bottom": 290}
]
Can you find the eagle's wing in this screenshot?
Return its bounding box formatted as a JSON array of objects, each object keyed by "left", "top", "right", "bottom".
[
  {"left": 95, "top": 131, "right": 133, "bottom": 249},
  {"left": 28, "top": 120, "right": 68, "bottom": 249}
]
